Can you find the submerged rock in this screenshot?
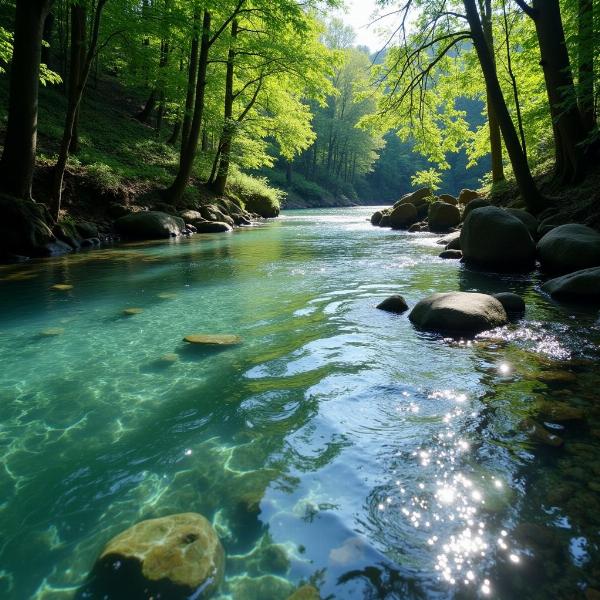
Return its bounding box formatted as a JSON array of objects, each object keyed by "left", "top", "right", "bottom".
[
  {"left": 40, "top": 327, "right": 65, "bottom": 337},
  {"left": 428, "top": 201, "right": 460, "bottom": 232},
  {"left": 542, "top": 266, "right": 600, "bottom": 302},
  {"left": 376, "top": 295, "right": 409, "bottom": 313},
  {"left": 537, "top": 224, "right": 600, "bottom": 274},
  {"left": 227, "top": 575, "right": 294, "bottom": 600},
  {"left": 86, "top": 513, "right": 224, "bottom": 599},
  {"left": 115, "top": 211, "right": 186, "bottom": 240},
  {"left": 123, "top": 307, "right": 144, "bottom": 316},
  {"left": 520, "top": 419, "right": 564, "bottom": 448},
  {"left": 50, "top": 283, "right": 73, "bottom": 291},
  {"left": 537, "top": 402, "right": 585, "bottom": 423},
  {"left": 288, "top": 585, "right": 321, "bottom": 600},
  {"left": 409, "top": 292, "right": 508, "bottom": 335},
  {"left": 492, "top": 292, "right": 525, "bottom": 314},
  {"left": 184, "top": 334, "right": 242, "bottom": 345},
  {"left": 460, "top": 206, "right": 535, "bottom": 270}
]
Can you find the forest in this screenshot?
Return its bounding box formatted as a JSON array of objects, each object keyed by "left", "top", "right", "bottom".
[{"left": 1, "top": 1, "right": 600, "bottom": 600}]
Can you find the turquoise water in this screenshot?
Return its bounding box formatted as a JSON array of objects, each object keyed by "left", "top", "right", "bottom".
[{"left": 1, "top": 207, "right": 600, "bottom": 599}]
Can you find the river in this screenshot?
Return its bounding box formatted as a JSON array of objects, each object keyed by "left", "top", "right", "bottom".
[{"left": 1, "top": 207, "right": 599, "bottom": 599}]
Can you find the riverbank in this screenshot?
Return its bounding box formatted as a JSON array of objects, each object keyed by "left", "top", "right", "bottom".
[{"left": 0, "top": 77, "right": 283, "bottom": 261}]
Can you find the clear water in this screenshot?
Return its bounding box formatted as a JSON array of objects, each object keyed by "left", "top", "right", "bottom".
[{"left": 1, "top": 207, "right": 600, "bottom": 600}]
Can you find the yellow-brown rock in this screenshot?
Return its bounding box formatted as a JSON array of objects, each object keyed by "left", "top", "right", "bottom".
[
  {"left": 97, "top": 513, "right": 224, "bottom": 598},
  {"left": 288, "top": 584, "right": 321, "bottom": 600},
  {"left": 123, "top": 307, "right": 144, "bottom": 316},
  {"left": 50, "top": 283, "right": 73, "bottom": 291}
]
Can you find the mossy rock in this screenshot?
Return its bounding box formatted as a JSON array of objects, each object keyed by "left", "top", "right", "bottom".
[
  {"left": 242, "top": 195, "right": 280, "bottom": 219},
  {"left": 288, "top": 585, "right": 321, "bottom": 600},
  {"left": 85, "top": 513, "right": 224, "bottom": 600},
  {"left": 115, "top": 211, "right": 186, "bottom": 240}
]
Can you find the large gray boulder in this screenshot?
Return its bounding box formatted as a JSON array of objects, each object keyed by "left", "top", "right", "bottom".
[
  {"left": 505, "top": 208, "right": 539, "bottom": 239},
  {"left": 371, "top": 211, "right": 383, "bottom": 226},
  {"left": 87, "top": 513, "right": 224, "bottom": 599},
  {"left": 395, "top": 187, "right": 431, "bottom": 207},
  {"left": 409, "top": 292, "right": 508, "bottom": 335},
  {"left": 0, "top": 194, "right": 62, "bottom": 258},
  {"left": 115, "top": 211, "right": 185, "bottom": 239},
  {"left": 537, "top": 224, "right": 600, "bottom": 274},
  {"left": 439, "top": 194, "right": 458, "bottom": 206},
  {"left": 460, "top": 206, "right": 536, "bottom": 270},
  {"left": 389, "top": 203, "right": 418, "bottom": 229},
  {"left": 428, "top": 201, "right": 460, "bottom": 232},
  {"left": 542, "top": 267, "right": 600, "bottom": 302}
]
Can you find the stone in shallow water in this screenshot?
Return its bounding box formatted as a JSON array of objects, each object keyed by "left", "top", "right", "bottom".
[
  {"left": 376, "top": 295, "right": 408, "bottom": 314},
  {"left": 439, "top": 249, "right": 462, "bottom": 260},
  {"left": 520, "top": 419, "right": 564, "bottom": 447},
  {"left": 89, "top": 513, "right": 224, "bottom": 599},
  {"left": 542, "top": 266, "right": 600, "bottom": 302},
  {"left": 409, "top": 292, "right": 508, "bottom": 335},
  {"left": 50, "top": 283, "right": 73, "bottom": 291},
  {"left": 537, "top": 402, "right": 585, "bottom": 423},
  {"left": 40, "top": 327, "right": 65, "bottom": 337},
  {"left": 184, "top": 334, "right": 242, "bottom": 345},
  {"left": 123, "top": 307, "right": 144, "bottom": 316},
  {"left": 227, "top": 574, "right": 295, "bottom": 600},
  {"left": 157, "top": 292, "right": 177, "bottom": 300},
  {"left": 287, "top": 585, "right": 321, "bottom": 600},
  {"left": 160, "top": 353, "right": 179, "bottom": 363},
  {"left": 492, "top": 292, "right": 525, "bottom": 314}
]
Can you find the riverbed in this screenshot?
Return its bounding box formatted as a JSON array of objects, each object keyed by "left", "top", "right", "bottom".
[{"left": 1, "top": 207, "right": 599, "bottom": 599}]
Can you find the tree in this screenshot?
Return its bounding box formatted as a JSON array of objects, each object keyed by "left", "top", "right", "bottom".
[{"left": 0, "top": 0, "right": 54, "bottom": 200}]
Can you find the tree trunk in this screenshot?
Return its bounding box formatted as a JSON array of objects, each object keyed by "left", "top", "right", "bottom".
[
  {"left": 167, "top": 120, "right": 181, "bottom": 145},
  {"left": 463, "top": 0, "right": 543, "bottom": 213},
  {"left": 181, "top": 8, "right": 200, "bottom": 152},
  {"left": 135, "top": 89, "right": 157, "bottom": 123},
  {"left": 51, "top": 0, "right": 107, "bottom": 219},
  {"left": 68, "top": 4, "right": 86, "bottom": 154},
  {"left": 530, "top": 0, "right": 587, "bottom": 183},
  {"left": 481, "top": 0, "right": 504, "bottom": 183},
  {"left": 211, "top": 20, "right": 238, "bottom": 196},
  {"left": 0, "top": 0, "right": 52, "bottom": 200},
  {"left": 41, "top": 10, "right": 55, "bottom": 67},
  {"left": 578, "top": 0, "right": 595, "bottom": 131},
  {"left": 164, "top": 10, "right": 211, "bottom": 204}
]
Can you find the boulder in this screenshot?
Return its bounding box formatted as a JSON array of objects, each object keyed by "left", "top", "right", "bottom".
[
  {"left": 505, "top": 208, "right": 539, "bottom": 239},
  {"left": 541, "top": 266, "right": 600, "bottom": 302},
  {"left": 446, "top": 236, "right": 461, "bottom": 250},
  {"left": 492, "top": 292, "right": 525, "bottom": 314},
  {"left": 537, "top": 213, "right": 566, "bottom": 238},
  {"left": 439, "top": 194, "right": 458, "bottom": 206},
  {"left": 87, "top": 513, "right": 224, "bottom": 599},
  {"left": 458, "top": 189, "right": 480, "bottom": 205},
  {"left": 438, "top": 231, "right": 460, "bottom": 246},
  {"left": 396, "top": 188, "right": 431, "bottom": 207},
  {"left": 180, "top": 210, "right": 205, "bottom": 223},
  {"left": 439, "top": 249, "right": 462, "bottom": 260},
  {"left": 409, "top": 292, "right": 508, "bottom": 335},
  {"left": 242, "top": 196, "right": 280, "bottom": 219},
  {"left": 378, "top": 213, "right": 392, "bottom": 228},
  {"left": 520, "top": 419, "right": 563, "bottom": 448},
  {"left": 428, "top": 201, "right": 460, "bottom": 233},
  {"left": 371, "top": 211, "right": 383, "bottom": 226},
  {"left": 408, "top": 221, "right": 428, "bottom": 232},
  {"left": 115, "top": 211, "right": 185, "bottom": 240},
  {"left": 0, "top": 194, "right": 57, "bottom": 257},
  {"left": 389, "top": 203, "right": 418, "bottom": 229},
  {"left": 76, "top": 220, "right": 99, "bottom": 238},
  {"left": 194, "top": 221, "right": 233, "bottom": 233},
  {"left": 460, "top": 206, "right": 536, "bottom": 270},
  {"left": 537, "top": 224, "right": 600, "bottom": 274},
  {"left": 376, "top": 295, "right": 409, "bottom": 313},
  {"left": 462, "top": 198, "right": 490, "bottom": 221},
  {"left": 53, "top": 221, "right": 81, "bottom": 250}
]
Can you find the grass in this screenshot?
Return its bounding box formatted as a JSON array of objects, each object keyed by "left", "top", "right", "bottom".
[{"left": 0, "top": 75, "right": 285, "bottom": 217}]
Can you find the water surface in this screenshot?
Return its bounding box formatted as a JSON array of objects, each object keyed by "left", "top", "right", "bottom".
[{"left": 1, "top": 207, "right": 599, "bottom": 599}]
